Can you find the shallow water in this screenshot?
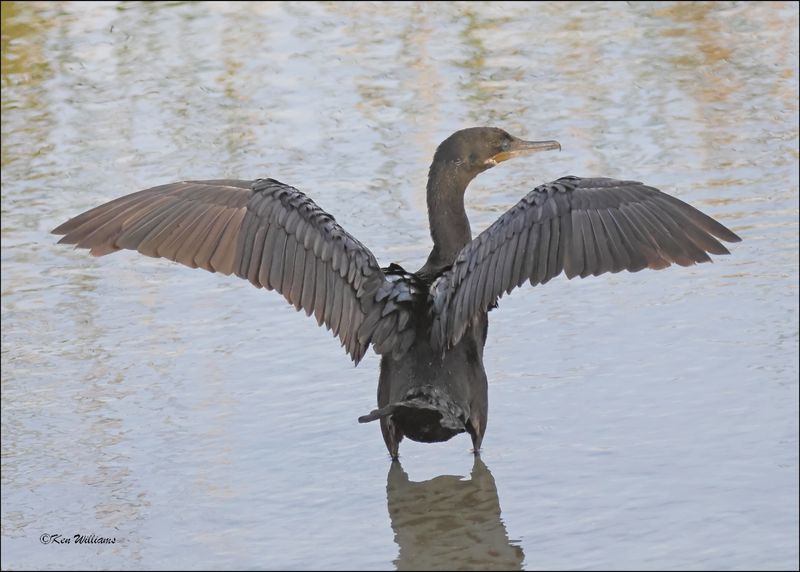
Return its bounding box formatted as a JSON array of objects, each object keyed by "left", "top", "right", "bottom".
[{"left": 2, "top": 2, "right": 798, "bottom": 570}]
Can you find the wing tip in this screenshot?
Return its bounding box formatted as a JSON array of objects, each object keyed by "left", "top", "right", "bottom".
[
  {"left": 721, "top": 229, "right": 742, "bottom": 244},
  {"left": 704, "top": 218, "right": 741, "bottom": 244}
]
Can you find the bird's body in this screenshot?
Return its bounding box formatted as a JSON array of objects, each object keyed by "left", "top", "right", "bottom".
[
  {"left": 53, "top": 127, "right": 741, "bottom": 459},
  {"left": 374, "top": 308, "right": 489, "bottom": 454}
]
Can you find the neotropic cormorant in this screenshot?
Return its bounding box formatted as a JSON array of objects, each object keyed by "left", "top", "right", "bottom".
[{"left": 53, "top": 127, "right": 741, "bottom": 459}]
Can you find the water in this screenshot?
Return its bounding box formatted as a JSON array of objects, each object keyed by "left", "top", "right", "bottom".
[{"left": 2, "top": 2, "right": 798, "bottom": 569}]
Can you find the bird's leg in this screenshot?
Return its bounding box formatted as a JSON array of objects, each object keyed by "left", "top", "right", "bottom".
[
  {"left": 380, "top": 417, "right": 403, "bottom": 461},
  {"left": 467, "top": 416, "right": 484, "bottom": 455}
]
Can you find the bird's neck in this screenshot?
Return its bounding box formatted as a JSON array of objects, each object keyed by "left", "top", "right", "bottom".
[{"left": 422, "top": 164, "right": 473, "bottom": 275}]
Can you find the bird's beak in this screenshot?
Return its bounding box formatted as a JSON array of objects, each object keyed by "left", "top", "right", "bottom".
[{"left": 489, "top": 138, "right": 561, "bottom": 165}]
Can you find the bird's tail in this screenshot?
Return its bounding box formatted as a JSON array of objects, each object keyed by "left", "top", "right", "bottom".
[
  {"left": 358, "top": 397, "right": 433, "bottom": 424},
  {"left": 358, "top": 385, "right": 468, "bottom": 443}
]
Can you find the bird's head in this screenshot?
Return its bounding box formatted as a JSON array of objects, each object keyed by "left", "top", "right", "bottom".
[{"left": 432, "top": 127, "right": 561, "bottom": 181}]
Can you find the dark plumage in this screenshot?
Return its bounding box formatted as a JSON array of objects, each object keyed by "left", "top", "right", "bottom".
[{"left": 52, "top": 127, "right": 741, "bottom": 459}]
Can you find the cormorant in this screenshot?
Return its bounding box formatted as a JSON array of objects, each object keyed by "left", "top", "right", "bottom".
[{"left": 52, "top": 127, "right": 741, "bottom": 459}]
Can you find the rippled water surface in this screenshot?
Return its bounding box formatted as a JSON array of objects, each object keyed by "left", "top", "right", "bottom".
[{"left": 2, "top": 2, "right": 798, "bottom": 570}]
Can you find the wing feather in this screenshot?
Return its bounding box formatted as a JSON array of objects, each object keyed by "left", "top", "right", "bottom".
[
  {"left": 430, "top": 177, "right": 740, "bottom": 350},
  {"left": 53, "top": 178, "right": 416, "bottom": 363}
]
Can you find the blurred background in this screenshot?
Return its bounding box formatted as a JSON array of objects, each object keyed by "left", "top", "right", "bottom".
[{"left": 2, "top": 2, "right": 798, "bottom": 570}]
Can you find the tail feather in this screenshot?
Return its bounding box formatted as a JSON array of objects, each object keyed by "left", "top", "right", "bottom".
[
  {"left": 358, "top": 397, "right": 438, "bottom": 424},
  {"left": 358, "top": 403, "right": 399, "bottom": 423},
  {"left": 359, "top": 387, "right": 467, "bottom": 431}
]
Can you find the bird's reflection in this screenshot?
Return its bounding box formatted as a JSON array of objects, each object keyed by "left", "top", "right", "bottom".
[{"left": 386, "top": 457, "right": 524, "bottom": 571}]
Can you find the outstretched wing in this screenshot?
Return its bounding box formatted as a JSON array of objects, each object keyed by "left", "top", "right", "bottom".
[
  {"left": 53, "top": 178, "right": 416, "bottom": 363},
  {"left": 430, "top": 176, "right": 741, "bottom": 350}
]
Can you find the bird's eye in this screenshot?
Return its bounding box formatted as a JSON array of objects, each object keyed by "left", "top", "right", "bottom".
[{"left": 501, "top": 139, "right": 510, "bottom": 151}]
